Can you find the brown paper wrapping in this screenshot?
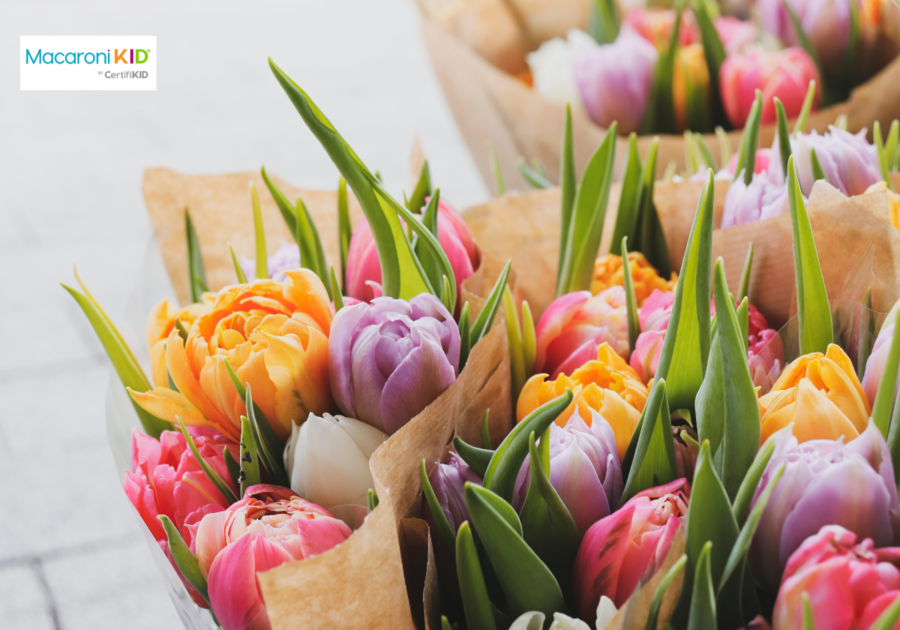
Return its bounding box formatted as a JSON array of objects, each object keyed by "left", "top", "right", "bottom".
[{"left": 417, "top": 0, "right": 900, "bottom": 192}]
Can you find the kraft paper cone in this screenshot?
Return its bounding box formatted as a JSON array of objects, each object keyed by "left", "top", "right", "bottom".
[
  {"left": 419, "top": 1, "right": 900, "bottom": 193},
  {"left": 142, "top": 168, "right": 364, "bottom": 306}
]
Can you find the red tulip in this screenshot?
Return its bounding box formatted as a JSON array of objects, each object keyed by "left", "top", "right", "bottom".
[{"left": 573, "top": 478, "right": 690, "bottom": 625}]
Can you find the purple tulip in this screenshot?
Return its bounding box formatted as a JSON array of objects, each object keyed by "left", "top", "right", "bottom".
[
  {"left": 758, "top": 0, "right": 854, "bottom": 71},
  {"left": 572, "top": 27, "right": 658, "bottom": 134},
  {"left": 513, "top": 410, "right": 623, "bottom": 533},
  {"left": 429, "top": 452, "right": 482, "bottom": 531},
  {"left": 721, "top": 169, "right": 790, "bottom": 229},
  {"left": 793, "top": 127, "right": 881, "bottom": 197},
  {"left": 749, "top": 423, "right": 900, "bottom": 592},
  {"left": 329, "top": 294, "right": 461, "bottom": 435}
]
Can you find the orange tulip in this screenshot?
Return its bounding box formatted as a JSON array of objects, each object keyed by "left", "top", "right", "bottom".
[
  {"left": 591, "top": 252, "right": 677, "bottom": 307},
  {"left": 131, "top": 270, "right": 334, "bottom": 443},
  {"left": 517, "top": 343, "right": 648, "bottom": 459},
  {"left": 758, "top": 344, "right": 871, "bottom": 444},
  {"left": 673, "top": 43, "right": 711, "bottom": 133},
  {"left": 145, "top": 296, "right": 214, "bottom": 388}
]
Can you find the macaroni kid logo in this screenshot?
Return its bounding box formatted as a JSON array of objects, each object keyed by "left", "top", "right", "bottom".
[{"left": 20, "top": 36, "right": 157, "bottom": 91}]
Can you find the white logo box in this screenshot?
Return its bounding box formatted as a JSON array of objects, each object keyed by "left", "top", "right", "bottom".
[{"left": 20, "top": 36, "right": 157, "bottom": 91}]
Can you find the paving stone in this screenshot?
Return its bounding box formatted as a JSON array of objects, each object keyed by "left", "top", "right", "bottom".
[{"left": 0, "top": 564, "right": 56, "bottom": 630}]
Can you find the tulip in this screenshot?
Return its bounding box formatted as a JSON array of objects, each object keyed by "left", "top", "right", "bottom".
[
  {"left": 749, "top": 328, "right": 785, "bottom": 394},
  {"left": 758, "top": 344, "right": 871, "bottom": 444},
  {"left": 865, "top": 181, "right": 900, "bottom": 229},
  {"left": 518, "top": 344, "right": 649, "bottom": 459},
  {"left": 758, "top": 0, "right": 854, "bottom": 73},
  {"left": 284, "top": 412, "right": 387, "bottom": 510},
  {"left": 345, "top": 200, "right": 479, "bottom": 307},
  {"left": 240, "top": 242, "right": 301, "bottom": 284},
  {"left": 572, "top": 28, "right": 658, "bottom": 134},
  {"left": 573, "top": 478, "right": 690, "bottom": 625},
  {"left": 749, "top": 423, "right": 900, "bottom": 592},
  {"left": 716, "top": 16, "right": 759, "bottom": 55},
  {"left": 193, "top": 485, "right": 351, "bottom": 630},
  {"left": 130, "top": 270, "right": 334, "bottom": 443},
  {"left": 429, "top": 451, "right": 482, "bottom": 532},
  {"left": 673, "top": 43, "right": 711, "bottom": 133},
  {"left": 863, "top": 320, "right": 900, "bottom": 407},
  {"left": 527, "top": 29, "right": 598, "bottom": 115},
  {"left": 629, "top": 289, "right": 674, "bottom": 382},
  {"left": 720, "top": 169, "right": 791, "bottom": 228},
  {"left": 773, "top": 525, "right": 900, "bottom": 629},
  {"left": 623, "top": 8, "right": 699, "bottom": 50},
  {"left": 726, "top": 147, "right": 774, "bottom": 177},
  {"left": 793, "top": 127, "right": 882, "bottom": 197},
  {"left": 145, "top": 297, "right": 213, "bottom": 389},
  {"left": 513, "top": 410, "right": 623, "bottom": 533},
  {"left": 591, "top": 252, "right": 677, "bottom": 308},
  {"left": 329, "top": 294, "right": 460, "bottom": 435},
  {"left": 720, "top": 47, "right": 821, "bottom": 128},
  {"left": 534, "top": 287, "right": 629, "bottom": 380}
]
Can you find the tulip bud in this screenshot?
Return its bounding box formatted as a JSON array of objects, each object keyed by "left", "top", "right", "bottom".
[
  {"left": 758, "top": 0, "right": 854, "bottom": 73},
  {"left": 527, "top": 29, "right": 598, "bottom": 116},
  {"left": 573, "top": 478, "right": 689, "bottom": 625},
  {"left": 749, "top": 423, "right": 900, "bottom": 592},
  {"left": 793, "top": 127, "right": 881, "bottom": 197},
  {"left": 591, "top": 252, "right": 677, "bottom": 307},
  {"left": 863, "top": 321, "right": 899, "bottom": 407},
  {"left": 720, "top": 48, "right": 820, "bottom": 128},
  {"left": 534, "top": 287, "right": 629, "bottom": 380},
  {"left": 572, "top": 28, "right": 658, "bottom": 134},
  {"left": 329, "top": 294, "right": 460, "bottom": 435},
  {"left": 720, "top": 170, "right": 790, "bottom": 229},
  {"left": 429, "top": 451, "right": 482, "bottom": 532},
  {"left": 773, "top": 525, "right": 900, "bottom": 629},
  {"left": 513, "top": 410, "right": 623, "bottom": 533},
  {"left": 284, "top": 412, "right": 387, "bottom": 510}
]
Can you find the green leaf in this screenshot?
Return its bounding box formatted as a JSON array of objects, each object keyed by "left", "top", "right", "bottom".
[
  {"left": 694, "top": 133, "right": 717, "bottom": 171},
  {"left": 465, "top": 484, "right": 567, "bottom": 619},
  {"left": 734, "top": 90, "right": 763, "bottom": 186},
  {"left": 736, "top": 297, "right": 749, "bottom": 355},
  {"left": 732, "top": 424, "right": 786, "bottom": 525},
  {"left": 737, "top": 242, "right": 753, "bottom": 303},
  {"left": 296, "top": 197, "right": 332, "bottom": 296},
  {"left": 441, "top": 616, "right": 454, "bottom": 630},
  {"left": 420, "top": 460, "right": 458, "bottom": 562},
  {"left": 224, "top": 448, "right": 241, "bottom": 488},
  {"left": 642, "top": 6, "right": 681, "bottom": 134},
  {"left": 239, "top": 415, "right": 261, "bottom": 496},
  {"left": 456, "top": 521, "right": 497, "bottom": 630},
  {"left": 876, "top": 121, "right": 899, "bottom": 192},
  {"left": 269, "top": 59, "right": 434, "bottom": 301},
  {"left": 715, "top": 126, "right": 732, "bottom": 167},
  {"left": 694, "top": 0, "right": 727, "bottom": 128},
  {"left": 488, "top": 142, "right": 506, "bottom": 196},
  {"left": 159, "top": 515, "right": 209, "bottom": 605},
  {"left": 810, "top": 148, "right": 828, "bottom": 183},
  {"left": 222, "top": 358, "right": 284, "bottom": 458},
  {"left": 482, "top": 410, "right": 492, "bottom": 450},
  {"left": 588, "top": 0, "right": 619, "bottom": 43},
  {"left": 633, "top": 137, "right": 671, "bottom": 278},
  {"left": 261, "top": 165, "right": 300, "bottom": 234},
  {"left": 872, "top": 309, "right": 900, "bottom": 437},
  {"left": 519, "top": 431, "right": 582, "bottom": 597},
  {"left": 858, "top": 288, "right": 874, "bottom": 382},
  {"left": 245, "top": 383, "right": 288, "bottom": 486},
  {"left": 654, "top": 170, "right": 714, "bottom": 411},
  {"left": 62, "top": 274, "right": 169, "bottom": 439},
  {"left": 609, "top": 134, "right": 645, "bottom": 257},
  {"left": 174, "top": 417, "right": 238, "bottom": 504},
  {"left": 869, "top": 591, "right": 900, "bottom": 630},
  {"left": 368, "top": 488, "right": 379, "bottom": 511},
  {"left": 251, "top": 182, "right": 268, "bottom": 279},
  {"left": 228, "top": 243, "right": 249, "bottom": 284},
  {"left": 469, "top": 260, "right": 512, "bottom": 349},
  {"left": 621, "top": 379, "right": 678, "bottom": 504},
  {"left": 645, "top": 554, "right": 688, "bottom": 630},
  {"left": 408, "top": 160, "right": 432, "bottom": 213},
  {"left": 696, "top": 258, "right": 761, "bottom": 500},
  {"left": 459, "top": 302, "right": 472, "bottom": 372},
  {"left": 416, "top": 191, "right": 445, "bottom": 297},
  {"left": 686, "top": 542, "right": 717, "bottom": 630},
  {"left": 803, "top": 592, "right": 815, "bottom": 630},
  {"left": 775, "top": 98, "right": 792, "bottom": 177},
  {"left": 454, "top": 436, "right": 494, "bottom": 478},
  {"left": 557, "top": 124, "right": 618, "bottom": 295},
  {"left": 483, "top": 390, "right": 574, "bottom": 503},
  {"left": 793, "top": 81, "right": 817, "bottom": 136},
  {"left": 518, "top": 157, "right": 553, "bottom": 189},
  {"left": 504, "top": 285, "right": 527, "bottom": 398},
  {"left": 782, "top": 0, "right": 825, "bottom": 90},
  {"left": 559, "top": 105, "right": 577, "bottom": 286},
  {"left": 622, "top": 238, "right": 641, "bottom": 353},
  {"left": 787, "top": 155, "right": 834, "bottom": 354},
  {"left": 522, "top": 301, "right": 536, "bottom": 380},
  {"left": 338, "top": 176, "right": 351, "bottom": 288},
  {"left": 185, "top": 209, "right": 208, "bottom": 303},
  {"left": 330, "top": 265, "right": 345, "bottom": 312}
]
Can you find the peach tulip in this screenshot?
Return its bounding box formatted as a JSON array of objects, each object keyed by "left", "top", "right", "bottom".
[
  {"left": 517, "top": 343, "right": 648, "bottom": 459},
  {"left": 145, "top": 297, "right": 214, "bottom": 389},
  {"left": 758, "top": 344, "right": 871, "bottom": 444},
  {"left": 591, "top": 252, "right": 677, "bottom": 307},
  {"left": 131, "top": 270, "right": 334, "bottom": 443}
]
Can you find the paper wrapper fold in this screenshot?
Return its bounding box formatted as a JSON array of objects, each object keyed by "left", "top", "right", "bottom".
[{"left": 419, "top": 1, "right": 900, "bottom": 192}]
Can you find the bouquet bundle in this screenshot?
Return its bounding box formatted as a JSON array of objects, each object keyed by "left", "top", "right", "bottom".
[
  {"left": 414, "top": 0, "right": 900, "bottom": 191},
  {"left": 412, "top": 104, "right": 900, "bottom": 629},
  {"left": 66, "top": 59, "right": 519, "bottom": 630}
]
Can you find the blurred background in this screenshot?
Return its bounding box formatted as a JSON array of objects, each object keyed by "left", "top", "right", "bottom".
[{"left": 1, "top": 1, "right": 488, "bottom": 627}]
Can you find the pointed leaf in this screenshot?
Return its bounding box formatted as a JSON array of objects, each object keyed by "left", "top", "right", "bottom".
[
  {"left": 803, "top": 593, "right": 815, "bottom": 629},
  {"left": 716, "top": 126, "right": 732, "bottom": 167},
  {"left": 454, "top": 436, "right": 493, "bottom": 478},
  {"left": 482, "top": 410, "right": 492, "bottom": 450},
  {"left": 734, "top": 91, "right": 763, "bottom": 186},
  {"left": 793, "top": 81, "right": 817, "bottom": 136},
  {"left": 776, "top": 98, "right": 792, "bottom": 177},
  {"left": 296, "top": 197, "right": 332, "bottom": 296},
  {"left": 872, "top": 309, "right": 900, "bottom": 437},
  {"left": 869, "top": 592, "right": 900, "bottom": 630},
  {"left": 687, "top": 542, "right": 717, "bottom": 630},
  {"left": 338, "top": 176, "right": 351, "bottom": 288},
  {"left": 559, "top": 104, "right": 577, "bottom": 285},
  {"left": 642, "top": 7, "right": 681, "bottom": 134},
  {"left": 858, "top": 288, "right": 875, "bottom": 382},
  {"left": 330, "top": 265, "right": 345, "bottom": 312},
  {"left": 621, "top": 379, "right": 677, "bottom": 504},
  {"left": 175, "top": 417, "right": 238, "bottom": 504},
  {"left": 229, "top": 243, "right": 249, "bottom": 284},
  {"left": 589, "top": 0, "right": 619, "bottom": 44},
  {"left": 223, "top": 358, "right": 283, "bottom": 457},
  {"left": 239, "top": 415, "right": 261, "bottom": 496},
  {"left": 456, "top": 521, "right": 497, "bottom": 630},
  {"left": 224, "top": 448, "right": 241, "bottom": 488},
  {"left": 368, "top": 489, "right": 379, "bottom": 511},
  {"left": 609, "top": 134, "right": 644, "bottom": 257},
  {"left": 159, "top": 515, "right": 209, "bottom": 605},
  {"left": 469, "top": 260, "right": 512, "bottom": 348},
  {"left": 738, "top": 242, "right": 754, "bottom": 303},
  {"left": 810, "top": 148, "right": 828, "bottom": 183},
  {"left": 504, "top": 285, "right": 527, "bottom": 398},
  {"left": 737, "top": 297, "right": 749, "bottom": 355},
  {"left": 522, "top": 301, "right": 536, "bottom": 380},
  {"left": 645, "top": 554, "right": 688, "bottom": 630},
  {"left": 251, "top": 183, "right": 268, "bottom": 279},
  {"left": 459, "top": 302, "right": 472, "bottom": 371},
  {"left": 694, "top": 0, "right": 727, "bottom": 128},
  {"left": 782, "top": 0, "right": 825, "bottom": 87},
  {"left": 245, "top": 384, "right": 288, "bottom": 486},
  {"left": 732, "top": 426, "right": 785, "bottom": 525},
  {"left": 694, "top": 133, "right": 717, "bottom": 171},
  {"left": 488, "top": 142, "right": 506, "bottom": 196},
  {"left": 622, "top": 238, "right": 641, "bottom": 353},
  {"left": 185, "top": 209, "right": 208, "bottom": 303},
  {"left": 408, "top": 160, "right": 432, "bottom": 213},
  {"left": 633, "top": 138, "right": 671, "bottom": 277},
  {"left": 518, "top": 157, "right": 553, "bottom": 189}
]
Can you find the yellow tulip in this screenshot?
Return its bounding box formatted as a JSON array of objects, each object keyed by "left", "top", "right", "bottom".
[
  {"left": 131, "top": 269, "right": 334, "bottom": 442},
  {"left": 863, "top": 181, "right": 900, "bottom": 230},
  {"left": 673, "top": 44, "right": 711, "bottom": 133},
  {"left": 591, "top": 252, "right": 677, "bottom": 307},
  {"left": 758, "top": 344, "right": 871, "bottom": 444},
  {"left": 517, "top": 343, "right": 648, "bottom": 459}
]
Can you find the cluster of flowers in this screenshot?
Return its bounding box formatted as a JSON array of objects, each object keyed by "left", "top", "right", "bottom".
[{"left": 527, "top": 0, "right": 883, "bottom": 135}]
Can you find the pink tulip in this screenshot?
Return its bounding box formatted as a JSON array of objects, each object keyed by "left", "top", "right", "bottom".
[
  {"left": 572, "top": 28, "right": 658, "bottom": 135},
  {"left": 758, "top": 0, "right": 855, "bottom": 72},
  {"left": 749, "top": 328, "right": 785, "bottom": 394},
  {"left": 193, "top": 485, "right": 352, "bottom": 630},
  {"left": 629, "top": 289, "right": 673, "bottom": 382},
  {"left": 773, "top": 525, "right": 900, "bottom": 630},
  {"left": 534, "top": 287, "right": 629, "bottom": 379},
  {"left": 716, "top": 16, "right": 759, "bottom": 55},
  {"left": 863, "top": 322, "right": 899, "bottom": 408},
  {"left": 726, "top": 147, "right": 774, "bottom": 177},
  {"left": 721, "top": 170, "right": 791, "bottom": 228},
  {"left": 793, "top": 127, "right": 881, "bottom": 196},
  {"left": 345, "top": 200, "right": 479, "bottom": 307},
  {"left": 573, "top": 478, "right": 689, "bottom": 625},
  {"left": 720, "top": 47, "right": 821, "bottom": 128}
]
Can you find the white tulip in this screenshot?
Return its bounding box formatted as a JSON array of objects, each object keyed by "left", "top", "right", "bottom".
[
  {"left": 507, "top": 596, "right": 617, "bottom": 630},
  {"left": 526, "top": 29, "right": 596, "bottom": 115},
  {"left": 283, "top": 412, "right": 388, "bottom": 510}
]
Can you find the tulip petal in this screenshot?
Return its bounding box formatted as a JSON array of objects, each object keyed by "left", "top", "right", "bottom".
[
  {"left": 550, "top": 441, "right": 612, "bottom": 532},
  {"left": 293, "top": 516, "right": 353, "bottom": 559}
]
